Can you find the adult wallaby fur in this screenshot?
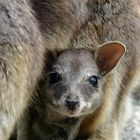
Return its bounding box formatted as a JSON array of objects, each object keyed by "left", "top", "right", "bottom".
[
  {"left": 16, "top": 41, "right": 128, "bottom": 140},
  {"left": 0, "top": 0, "right": 45, "bottom": 139}
]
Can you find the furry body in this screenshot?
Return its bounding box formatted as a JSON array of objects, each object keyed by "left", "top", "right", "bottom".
[
  {"left": 15, "top": 0, "right": 140, "bottom": 140},
  {"left": 17, "top": 42, "right": 129, "bottom": 140},
  {"left": 0, "top": 0, "right": 45, "bottom": 139},
  {"left": 31, "top": 0, "right": 140, "bottom": 139},
  {"left": 32, "top": 0, "right": 140, "bottom": 139}
]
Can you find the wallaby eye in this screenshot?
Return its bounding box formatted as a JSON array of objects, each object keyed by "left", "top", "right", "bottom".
[
  {"left": 89, "top": 75, "right": 98, "bottom": 87},
  {"left": 49, "top": 72, "right": 61, "bottom": 84}
]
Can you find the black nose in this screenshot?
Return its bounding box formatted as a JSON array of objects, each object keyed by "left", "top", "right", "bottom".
[
  {"left": 66, "top": 100, "right": 79, "bottom": 111},
  {"left": 65, "top": 96, "right": 79, "bottom": 111}
]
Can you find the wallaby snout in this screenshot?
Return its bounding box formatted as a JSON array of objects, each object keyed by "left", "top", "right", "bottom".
[{"left": 65, "top": 95, "right": 80, "bottom": 111}]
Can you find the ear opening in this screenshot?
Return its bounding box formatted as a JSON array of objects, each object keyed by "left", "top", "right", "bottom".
[{"left": 94, "top": 41, "right": 126, "bottom": 76}]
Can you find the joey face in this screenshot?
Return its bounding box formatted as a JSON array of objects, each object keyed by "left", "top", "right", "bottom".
[
  {"left": 44, "top": 42, "right": 125, "bottom": 117},
  {"left": 45, "top": 49, "right": 103, "bottom": 117}
]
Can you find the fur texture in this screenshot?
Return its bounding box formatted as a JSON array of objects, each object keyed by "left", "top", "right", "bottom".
[
  {"left": 32, "top": 0, "right": 140, "bottom": 139},
  {"left": 16, "top": 0, "right": 140, "bottom": 140},
  {"left": 0, "top": 0, "right": 45, "bottom": 139},
  {"left": 16, "top": 42, "right": 126, "bottom": 140}
]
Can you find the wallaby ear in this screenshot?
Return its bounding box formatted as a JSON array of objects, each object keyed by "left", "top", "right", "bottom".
[{"left": 95, "top": 41, "right": 126, "bottom": 76}]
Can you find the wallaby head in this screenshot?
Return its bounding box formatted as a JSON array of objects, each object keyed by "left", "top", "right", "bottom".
[{"left": 43, "top": 41, "right": 125, "bottom": 118}]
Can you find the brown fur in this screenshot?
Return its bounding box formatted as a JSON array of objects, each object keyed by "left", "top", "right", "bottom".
[
  {"left": 15, "top": 0, "right": 140, "bottom": 140},
  {"left": 32, "top": 0, "right": 140, "bottom": 139},
  {"left": 0, "top": 0, "right": 46, "bottom": 139},
  {"left": 16, "top": 42, "right": 126, "bottom": 140}
]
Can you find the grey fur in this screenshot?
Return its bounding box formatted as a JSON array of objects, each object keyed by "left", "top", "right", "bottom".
[
  {"left": 16, "top": 0, "right": 140, "bottom": 140},
  {"left": 0, "top": 0, "right": 45, "bottom": 139},
  {"left": 32, "top": 0, "right": 140, "bottom": 139}
]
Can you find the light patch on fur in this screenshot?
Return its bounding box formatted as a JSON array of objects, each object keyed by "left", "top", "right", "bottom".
[{"left": 79, "top": 97, "right": 92, "bottom": 114}]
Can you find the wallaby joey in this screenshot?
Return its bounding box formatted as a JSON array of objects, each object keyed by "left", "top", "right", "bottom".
[
  {"left": 17, "top": 41, "right": 128, "bottom": 140},
  {"left": 2, "top": 0, "right": 140, "bottom": 139}
]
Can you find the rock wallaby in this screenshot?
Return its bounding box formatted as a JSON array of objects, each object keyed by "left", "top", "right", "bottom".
[
  {"left": 0, "top": 0, "right": 45, "bottom": 139},
  {"left": 30, "top": 0, "right": 140, "bottom": 139},
  {"left": 17, "top": 41, "right": 131, "bottom": 140},
  {"left": 8, "top": 0, "right": 140, "bottom": 140}
]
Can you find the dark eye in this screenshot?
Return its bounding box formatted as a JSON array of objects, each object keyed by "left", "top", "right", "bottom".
[
  {"left": 89, "top": 75, "right": 98, "bottom": 86},
  {"left": 49, "top": 72, "right": 61, "bottom": 84}
]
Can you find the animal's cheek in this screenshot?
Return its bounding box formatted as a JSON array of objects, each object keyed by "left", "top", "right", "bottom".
[
  {"left": 78, "top": 97, "right": 92, "bottom": 111},
  {"left": 91, "top": 94, "right": 103, "bottom": 107},
  {"left": 79, "top": 84, "right": 98, "bottom": 99},
  {"left": 50, "top": 82, "right": 68, "bottom": 98},
  {"left": 83, "top": 94, "right": 102, "bottom": 109}
]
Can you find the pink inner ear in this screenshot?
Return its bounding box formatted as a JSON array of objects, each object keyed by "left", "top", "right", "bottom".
[{"left": 96, "top": 42, "right": 125, "bottom": 76}]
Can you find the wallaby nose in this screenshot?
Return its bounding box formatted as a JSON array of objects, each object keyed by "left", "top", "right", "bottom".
[
  {"left": 66, "top": 100, "right": 79, "bottom": 111},
  {"left": 65, "top": 95, "right": 79, "bottom": 111}
]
